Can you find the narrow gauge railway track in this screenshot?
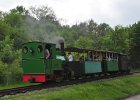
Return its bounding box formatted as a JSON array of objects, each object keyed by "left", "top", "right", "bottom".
[
  {"left": 0, "top": 84, "right": 46, "bottom": 97},
  {"left": 0, "top": 73, "right": 134, "bottom": 98}
]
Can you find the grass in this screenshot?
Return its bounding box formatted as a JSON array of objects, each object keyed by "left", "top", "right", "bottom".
[
  {"left": 0, "top": 82, "right": 39, "bottom": 90},
  {"left": 1, "top": 74, "right": 140, "bottom": 100}
]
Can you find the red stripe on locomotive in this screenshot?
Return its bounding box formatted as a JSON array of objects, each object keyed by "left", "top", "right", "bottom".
[{"left": 23, "top": 74, "right": 46, "bottom": 82}]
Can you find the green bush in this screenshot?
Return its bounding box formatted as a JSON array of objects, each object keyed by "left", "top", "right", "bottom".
[
  {"left": 0, "top": 61, "right": 8, "bottom": 84},
  {"left": 10, "top": 59, "right": 23, "bottom": 83},
  {"left": 0, "top": 36, "right": 23, "bottom": 85}
]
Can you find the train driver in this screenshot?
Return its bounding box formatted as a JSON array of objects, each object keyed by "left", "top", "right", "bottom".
[{"left": 45, "top": 49, "right": 50, "bottom": 59}]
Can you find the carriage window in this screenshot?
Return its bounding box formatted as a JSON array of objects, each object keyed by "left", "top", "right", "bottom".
[
  {"left": 110, "top": 53, "right": 113, "bottom": 59},
  {"left": 112, "top": 53, "right": 114, "bottom": 60},
  {"left": 38, "top": 45, "right": 43, "bottom": 52},
  {"left": 107, "top": 53, "right": 110, "bottom": 59},
  {"left": 23, "top": 46, "right": 28, "bottom": 53}
]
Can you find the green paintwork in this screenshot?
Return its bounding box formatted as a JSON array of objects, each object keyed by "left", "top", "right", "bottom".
[
  {"left": 46, "top": 59, "right": 63, "bottom": 74},
  {"left": 84, "top": 61, "right": 102, "bottom": 74},
  {"left": 106, "top": 60, "right": 119, "bottom": 71},
  {"left": 50, "top": 44, "right": 56, "bottom": 59},
  {"left": 22, "top": 59, "right": 45, "bottom": 74},
  {"left": 22, "top": 42, "right": 44, "bottom": 59}
]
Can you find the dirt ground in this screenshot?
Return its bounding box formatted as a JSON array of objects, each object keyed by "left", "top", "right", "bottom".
[{"left": 125, "top": 95, "right": 140, "bottom": 100}]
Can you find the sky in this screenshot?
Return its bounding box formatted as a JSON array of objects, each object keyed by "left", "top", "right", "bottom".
[{"left": 0, "top": 0, "right": 140, "bottom": 27}]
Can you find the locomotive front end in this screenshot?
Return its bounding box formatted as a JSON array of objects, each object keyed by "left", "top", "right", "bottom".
[{"left": 22, "top": 42, "right": 46, "bottom": 82}]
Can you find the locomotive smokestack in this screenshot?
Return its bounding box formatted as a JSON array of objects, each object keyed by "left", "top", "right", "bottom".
[
  {"left": 50, "top": 36, "right": 65, "bottom": 55},
  {"left": 60, "top": 42, "right": 64, "bottom": 55},
  {"left": 57, "top": 38, "right": 64, "bottom": 55}
]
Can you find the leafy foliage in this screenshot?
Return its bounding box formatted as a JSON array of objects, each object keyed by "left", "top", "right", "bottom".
[
  {"left": 0, "top": 61, "right": 8, "bottom": 83},
  {"left": 0, "top": 20, "right": 11, "bottom": 41},
  {"left": 0, "top": 36, "right": 15, "bottom": 64},
  {"left": 129, "top": 22, "right": 140, "bottom": 68},
  {"left": 74, "top": 36, "right": 94, "bottom": 49}
]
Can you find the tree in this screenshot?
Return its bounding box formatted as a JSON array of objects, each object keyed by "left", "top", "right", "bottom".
[
  {"left": 88, "top": 19, "right": 97, "bottom": 34},
  {"left": 4, "top": 12, "right": 23, "bottom": 28},
  {"left": 74, "top": 36, "right": 94, "bottom": 49},
  {"left": 0, "top": 61, "right": 8, "bottom": 84},
  {"left": 97, "top": 23, "right": 111, "bottom": 36},
  {"left": 29, "top": 6, "right": 57, "bottom": 22},
  {"left": 98, "top": 25, "right": 130, "bottom": 53},
  {"left": 10, "top": 6, "right": 28, "bottom": 15},
  {"left": 0, "top": 35, "right": 22, "bottom": 84},
  {"left": 0, "top": 35, "right": 15, "bottom": 64},
  {"left": 3, "top": 9, "right": 28, "bottom": 49},
  {"left": 130, "top": 22, "right": 140, "bottom": 69},
  {"left": 0, "top": 20, "right": 11, "bottom": 41}
]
